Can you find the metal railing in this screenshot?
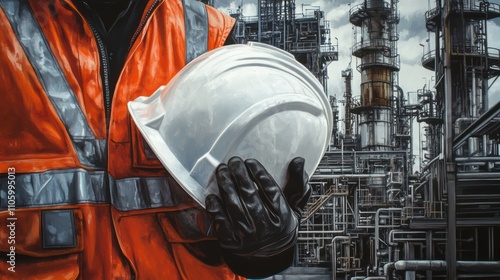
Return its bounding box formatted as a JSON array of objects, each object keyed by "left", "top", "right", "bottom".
[
  {"left": 421, "top": 50, "right": 436, "bottom": 66},
  {"left": 288, "top": 41, "right": 317, "bottom": 51},
  {"left": 349, "top": 0, "right": 392, "bottom": 17},
  {"left": 352, "top": 38, "right": 392, "bottom": 55},
  {"left": 319, "top": 44, "right": 337, "bottom": 54},
  {"left": 357, "top": 53, "right": 400, "bottom": 71},
  {"left": 426, "top": 0, "right": 500, "bottom": 21}
]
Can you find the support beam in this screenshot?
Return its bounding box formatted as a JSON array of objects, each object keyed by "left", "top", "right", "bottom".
[{"left": 443, "top": 0, "right": 457, "bottom": 278}]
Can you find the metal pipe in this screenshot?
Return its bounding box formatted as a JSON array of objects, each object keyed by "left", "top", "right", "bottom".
[
  {"left": 483, "top": 0, "right": 489, "bottom": 112},
  {"left": 375, "top": 208, "right": 401, "bottom": 269},
  {"left": 394, "top": 260, "right": 447, "bottom": 271},
  {"left": 388, "top": 230, "right": 427, "bottom": 246},
  {"left": 456, "top": 273, "right": 500, "bottom": 278},
  {"left": 454, "top": 117, "right": 477, "bottom": 134},
  {"left": 456, "top": 261, "right": 500, "bottom": 272},
  {"left": 325, "top": 150, "right": 407, "bottom": 156},
  {"left": 353, "top": 149, "right": 357, "bottom": 172},
  {"left": 413, "top": 177, "right": 430, "bottom": 193},
  {"left": 313, "top": 174, "right": 387, "bottom": 179},
  {"left": 257, "top": 0, "right": 261, "bottom": 43},
  {"left": 316, "top": 168, "right": 354, "bottom": 173},
  {"left": 483, "top": 134, "right": 489, "bottom": 157},
  {"left": 299, "top": 230, "right": 344, "bottom": 234},
  {"left": 420, "top": 153, "right": 442, "bottom": 172},
  {"left": 454, "top": 116, "right": 500, "bottom": 155},
  {"left": 443, "top": 1, "right": 457, "bottom": 277},
  {"left": 455, "top": 157, "right": 500, "bottom": 162},
  {"left": 298, "top": 237, "right": 339, "bottom": 241},
  {"left": 454, "top": 100, "right": 500, "bottom": 151},
  {"left": 342, "top": 138, "right": 344, "bottom": 170},
  {"left": 331, "top": 236, "right": 351, "bottom": 280},
  {"left": 456, "top": 172, "right": 500, "bottom": 179},
  {"left": 391, "top": 260, "right": 500, "bottom": 272},
  {"left": 472, "top": 67, "right": 477, "bottom": 117},
  {"left": 384, "top": 262, "right": 395, "bottom": 280},
  {"left": 426, "top": 231, "right": 433, "bottom": 279}
]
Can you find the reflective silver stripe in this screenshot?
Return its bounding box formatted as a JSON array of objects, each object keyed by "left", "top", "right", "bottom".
[
  {"left": 183, "top": 0, "right": 208, "bottom": 64},
  {"left": 73, "top": 139, "right": 107, "bottom": 168},
  {"left": 0, "top": 169, "right": 109, "bottom": 209},
  {"left": 110, "top": 176, "right": 192, "bottom": 211},
  {"left": 0, "top": 170, "right": 193, "bottom": 211},
  {"left": 0, "top": 0, "right": 106, "bottom": 169},
  {"left": 0, "top": 170, "right": 209, "bottom": 240}
]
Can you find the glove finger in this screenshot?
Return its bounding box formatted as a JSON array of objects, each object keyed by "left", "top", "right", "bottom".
[
  {"left": 245, "top": 158, "right": 291, "bottom": 223},
  {"left": 216, "top": 162, "right": 255, "bottom": 236},
  {"left": 227, "top": 156, "right": 269, "bottom": 230},
  {"left": 205, "top": 194, "right": 239, "bottom": 249},
  {"left": 283, "top": 157, "right": 311, "bottom": 212}
]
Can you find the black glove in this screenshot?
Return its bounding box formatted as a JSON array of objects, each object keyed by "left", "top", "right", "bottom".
[{"left": 205, "top": 156, "right": 311, "bottom": 278}]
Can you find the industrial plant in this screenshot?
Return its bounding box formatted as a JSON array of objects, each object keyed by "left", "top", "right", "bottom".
[{"left": 212, "top": 0, "right": 500, "bottom": 279}]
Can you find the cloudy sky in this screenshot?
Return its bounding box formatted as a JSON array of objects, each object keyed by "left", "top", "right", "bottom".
[
  {"left": 214, "top": 0, "right": 500, "bottom": 99},
  {"left": 214, "top": 0, "right": 500, "bottom": 166}
]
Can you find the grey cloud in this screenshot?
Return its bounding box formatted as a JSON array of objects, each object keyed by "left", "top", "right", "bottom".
[{"left": 399, "top": 13, "right": 428, "bottom": 40}]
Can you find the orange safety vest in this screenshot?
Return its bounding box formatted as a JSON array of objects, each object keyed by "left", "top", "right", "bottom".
[{"left": 0, "top": 0, "right": 243, "bottom": 279}]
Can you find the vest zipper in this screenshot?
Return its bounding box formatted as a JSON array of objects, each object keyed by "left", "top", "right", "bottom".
[
  {"left": 122, "top": 0, "right": 161, "bottom": 68},
  {"left": 92, "top": 27, "right": 112, "bottom": 134},
  {"left": 79, "top": 1, "right": 111, "bottom": 133}
]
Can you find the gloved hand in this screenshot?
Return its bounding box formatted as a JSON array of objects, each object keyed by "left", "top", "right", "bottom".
[{"left": 205, "top": 156, "right": 311, "bottom": 278}]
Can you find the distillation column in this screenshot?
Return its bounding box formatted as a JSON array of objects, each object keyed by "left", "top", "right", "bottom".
[
  {"left": 350, "top": 0, "right": 400, "bottom": 152},
  {"left": 350, "top": 0, "right": 400, "bottom": 198}
]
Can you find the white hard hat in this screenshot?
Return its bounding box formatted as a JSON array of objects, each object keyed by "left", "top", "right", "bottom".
[{"left": 128, "top": 42, "right": 333, "bottom": 208}]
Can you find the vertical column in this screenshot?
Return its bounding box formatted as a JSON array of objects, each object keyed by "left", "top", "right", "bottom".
[{"left": 443, "top": 0, "right": 457, "bottom": 278}]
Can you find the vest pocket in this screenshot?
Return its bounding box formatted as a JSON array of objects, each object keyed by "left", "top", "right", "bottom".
[
  {"left": 156, "top": 208, "right": 226, "bottom": 268},
  {"left": 41, "top": 210, "right": 77, "bottom": 249},
  {"left": 0, "top": 207, "right": 83, "bottom": 279},
  {"left": 131, "top": 120, "right": 164, "bottom": 169},
  {"left": 157, "top": 207, "right": 216, "bottom": 243}
]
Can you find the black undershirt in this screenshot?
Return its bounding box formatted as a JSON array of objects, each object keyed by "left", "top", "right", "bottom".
[
  {"left": 74, "top": 0, "right": 236, "bottom": 98},
  {"left": 74, "top": 0, "right": 149, "bottom": 98}
]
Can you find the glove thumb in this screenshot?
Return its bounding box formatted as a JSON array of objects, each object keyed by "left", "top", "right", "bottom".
[{"left": 283, "top": 157, "right": 311, "bottom": 216}]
